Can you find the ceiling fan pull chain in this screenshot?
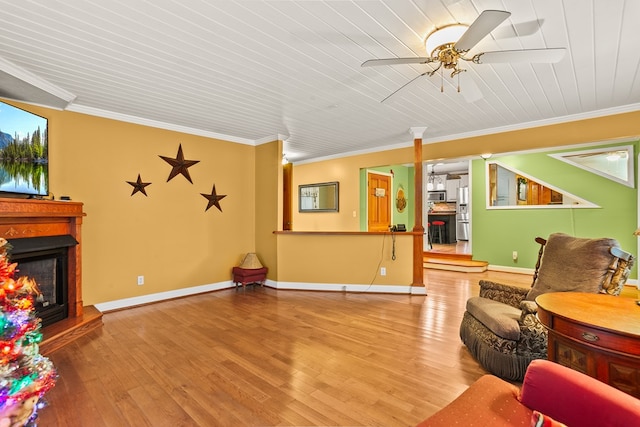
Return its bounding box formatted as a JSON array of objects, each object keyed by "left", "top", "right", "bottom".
[
  {"left": 440, "top": 67, "right": 444, "bottom": 93},
  {"left": 457, "top": 73, "right": 461, "bottom": 93}
]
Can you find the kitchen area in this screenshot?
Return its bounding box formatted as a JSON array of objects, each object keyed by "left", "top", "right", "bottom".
[{"left": 425, "top": 161, "right": 470, "bottom": 252}]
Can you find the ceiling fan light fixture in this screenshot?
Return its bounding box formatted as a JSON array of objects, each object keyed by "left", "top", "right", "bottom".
[
  {"left": 425, "top": 24, "right": 468, "bottom": 56},
  {"left": 606, "top": 151, "right": 622, "bottom": 161}
]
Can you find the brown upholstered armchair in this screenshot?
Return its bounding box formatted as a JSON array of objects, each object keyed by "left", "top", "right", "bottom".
[{"left": 460, "top": 233, "right": 634, "bottom": 381}]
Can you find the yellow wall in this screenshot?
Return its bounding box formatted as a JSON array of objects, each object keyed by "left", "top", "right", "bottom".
[
  {"left": 276, "top": 233, "right": 413, "bottom": 286},
  {"left": 421, "top": 111, "right": 640, "bottom": 160},
  {"left": 255, "top": 140, "right": 281, "bottom": 279},
  {"left": 5, "top": 100, "right": 639, "bottom": 302},
  {"left": 293, "top": 112, "right": 640, "bottom": 232},
  {"left": 293, "top": 148, "right": 414, "bottom": 231},
  {"left": 6, "top": 101, "right": 256, "bottom": 305}
]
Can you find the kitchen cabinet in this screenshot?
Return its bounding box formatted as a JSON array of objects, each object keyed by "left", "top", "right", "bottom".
[
  {"left": 445, "top": 174, "right": 470, "bottom": 201},
  {"left": 446, "top": 179, "right": 460, "bottom": 201},
  {"left": 495, "top": 166, "right": 516, "bottom": 206}
]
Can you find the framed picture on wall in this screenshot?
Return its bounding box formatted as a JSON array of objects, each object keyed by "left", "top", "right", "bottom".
[{"left": 517, "top": 177, "right": 528, "bottom": 201}]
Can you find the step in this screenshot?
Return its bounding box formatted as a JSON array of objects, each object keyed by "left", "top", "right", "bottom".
[
  {"left": 425, "top": 251, "right": 473, "bottom": 261},
  {"left": 40, "top": 305, "right": 103, "bottom": 355},
  {"left": 423, "top": 256, "right": 488, "bottom": 273}
]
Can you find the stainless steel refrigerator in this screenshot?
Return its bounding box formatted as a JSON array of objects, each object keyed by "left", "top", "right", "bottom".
[{"left": 456, "top": 186, "right": 469, "bottom": 241}]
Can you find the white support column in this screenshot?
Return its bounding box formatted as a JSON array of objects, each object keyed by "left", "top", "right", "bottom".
[{"left": 409, "top": 127, "right": 428, "bottom": 140}]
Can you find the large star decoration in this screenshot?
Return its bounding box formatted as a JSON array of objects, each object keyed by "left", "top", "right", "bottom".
[
  {"left": 126, "top": 174, "right": 152, "bottom": 196},
  {"left": 159, "top": 144, "right": 200, "bottom": 183},
  {"left": 201, "top": 184, "right": 227, "bottom": 212}
]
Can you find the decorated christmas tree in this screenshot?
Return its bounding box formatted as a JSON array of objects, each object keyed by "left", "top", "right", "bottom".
[{"left": 0, "top": 238, "right": 56, "bottom": 427}]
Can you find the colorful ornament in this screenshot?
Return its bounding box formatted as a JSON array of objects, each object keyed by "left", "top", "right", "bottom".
[{"left": 0, "top": 238, "right": 56, "bottom": 426}]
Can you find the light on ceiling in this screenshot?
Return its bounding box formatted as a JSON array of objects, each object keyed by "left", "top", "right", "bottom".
[
  {"left": 427, "top": 167, "right": 435, "bottom": 191},
  {"left": 427, "top": 166, "right": 444, "bottom": 191},
  {"left": 282, "top": 154, "right": 289, "bottom": 165},
  {"left": 480, "top": 153, "right": 492, "bottom": 160},
  {"left": 425, "top": 24, "right": 468, "bottom": 57},
  {"left": 606, "top": 152, "right": 622, "bottom": 161}
]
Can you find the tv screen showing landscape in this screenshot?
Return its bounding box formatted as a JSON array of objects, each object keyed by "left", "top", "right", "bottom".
[{"left": 0, "top": 101, "right": 48, "bottom": 196}]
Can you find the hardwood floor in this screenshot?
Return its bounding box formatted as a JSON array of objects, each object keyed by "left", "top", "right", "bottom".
[
  {"left": 38, "top": 270, "right": 535, "bottom": 426},
  {"left": 428, "top": 240, "right": 471, "bottom": 255}
]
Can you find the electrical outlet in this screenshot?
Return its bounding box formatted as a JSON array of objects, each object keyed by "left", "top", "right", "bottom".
[
  {"left": 512, "top": 251, "right": 518, "bottom": 260},
  {"left": 380, "top": 267, "right": 387, "bottom": 276},
  {"left": 137, "top": 275, "right": 144, "bottom": 285}
]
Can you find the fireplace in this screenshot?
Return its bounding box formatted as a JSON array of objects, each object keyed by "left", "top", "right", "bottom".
[
  {"left": 0, "top": 198, "right": 102, "bottom": 354},
  {"left": 8, "top": 235, "right": 78, "bottom": 328}
]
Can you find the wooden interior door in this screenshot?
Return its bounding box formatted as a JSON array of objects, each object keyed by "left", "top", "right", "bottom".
[
  {"left": 282, "top": 162, "right": 292, "bottom": 230},
  {"left": 367, "top": 173, "right": 391, "bottom": 232}
]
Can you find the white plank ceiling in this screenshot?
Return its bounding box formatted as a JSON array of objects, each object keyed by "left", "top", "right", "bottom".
[{"left": 0, "top": 0, "right": 639, "bottom": 163}]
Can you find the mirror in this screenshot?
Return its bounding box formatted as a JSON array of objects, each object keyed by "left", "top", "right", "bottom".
[
  {"left": 299, "top": 181, "right": 339, "bottom": 212},
  {"left": 487, "top": 162, "right": 595, "bottom": 208},
  {"left": 549, "top": 145, "right": 634, "bottom": 188}
]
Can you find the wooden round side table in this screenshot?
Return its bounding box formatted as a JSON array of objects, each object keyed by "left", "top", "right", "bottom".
[{"left": 536, "top": 292, "right": 640, "bottom": 398}]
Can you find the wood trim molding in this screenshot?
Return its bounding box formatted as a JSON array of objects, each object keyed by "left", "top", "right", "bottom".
[
  {"left": 0, "top": 198, "right": 85, "bottom": 316},
  {"left": 412, "top": 135, "right": 425, "bottom": 287},
  {"left": 274, "top": 230, "right": 421, "bottom": 236}
]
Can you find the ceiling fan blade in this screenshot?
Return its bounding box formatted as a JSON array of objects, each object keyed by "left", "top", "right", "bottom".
[
  {"left": 459, "top": 73, "right": 483, "bottom": 103},
  {"left": 492, "top": 19, "right": 545, "bottom": 39},
  {"left": 454, "top": 10, "right": 511, "bottom": 53},
  {"left": 380, "top": 71, "right": 429, "bottom": 103},
  {"left": 474, "top": 48, "right": 566, "bottom": 64},
  {"left": 362, "top": 57, "right": 434, "bottom": 67}
]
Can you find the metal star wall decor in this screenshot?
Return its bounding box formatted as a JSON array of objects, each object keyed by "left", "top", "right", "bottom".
[
  {"left": 159, "top": 143, "right": 200, "bottom": 183},
  {"left": 126, "top": 174, "right": 152, "bottom": 196},
  {"left": 201, "top": 183, "right": 227, "bottom": 212}
]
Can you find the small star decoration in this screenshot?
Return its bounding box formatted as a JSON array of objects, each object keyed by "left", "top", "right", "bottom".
[
  {"left": 126, "top": 174, "right": 152, "bottom": 196},
  {"left": 201, "top": 184, "right": 227, "bottom": 212},
  {"left": 159, "top": 144, "right": 200, "bottom": 183}
]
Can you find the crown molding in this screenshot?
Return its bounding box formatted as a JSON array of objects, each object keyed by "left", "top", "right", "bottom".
[
  {"left": 424, "top": 103, "right": 640, "bottom": 145},
  {"left": 0, "top": 56, "right": 76, "bottom": 109},
  {"left": 66, "top": 104, "right": 256, "bottom": 145},
  {"left": 298, "top": 103, "right": 640, "bottom": 164}
]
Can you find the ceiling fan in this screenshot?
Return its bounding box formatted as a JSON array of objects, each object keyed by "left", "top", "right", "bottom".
[{"left": 362, "top": 10, "right": 566, "bottom": 103}]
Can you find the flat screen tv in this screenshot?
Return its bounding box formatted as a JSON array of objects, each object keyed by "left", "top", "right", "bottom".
[{"left": 0, "top": 101, "right": 48, "bottom": 197}]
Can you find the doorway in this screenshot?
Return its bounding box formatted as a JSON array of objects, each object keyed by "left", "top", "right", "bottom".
[{"left": 424, "top": 160, "right": 471, "bottom": 256}]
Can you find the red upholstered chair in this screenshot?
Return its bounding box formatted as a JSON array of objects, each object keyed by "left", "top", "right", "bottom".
[
  {"left": 417, "top": 359, "right": 640, "bottom": 426},
  {"left": 232, "top": 253, "right": 267, "bottom": 289},
  {"left": 232, "top": 266, "right": 267, "bottom": 288}
]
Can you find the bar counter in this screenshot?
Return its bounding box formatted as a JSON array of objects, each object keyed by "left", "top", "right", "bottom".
[{"left": 427, "top": 212, "right": 457, "bottom": 243}]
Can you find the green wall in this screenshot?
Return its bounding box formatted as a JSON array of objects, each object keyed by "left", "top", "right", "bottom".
[{"left": 471, "top": 141, "right": 638, "bottom": 278}]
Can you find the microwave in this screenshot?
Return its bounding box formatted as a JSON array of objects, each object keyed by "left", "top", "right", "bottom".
[{"left": 427, "top": 191, "right": 446, "bottom": 201}]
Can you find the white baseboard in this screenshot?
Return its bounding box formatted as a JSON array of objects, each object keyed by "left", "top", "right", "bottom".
[
  {"left": 95, "top": 280, "right": 236, "bottom": 312},
  {"left": 95, "top": 270, "right": 637, "bottom": 313},
  {"left": 265, "top": 280, "right": 426, "bottom": 295},
  {"left": 487, "top": 265, "right": 536, "bottom": 275},
  {"left": 94, "top": 280, "right": 426, "bottom": 312}
]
